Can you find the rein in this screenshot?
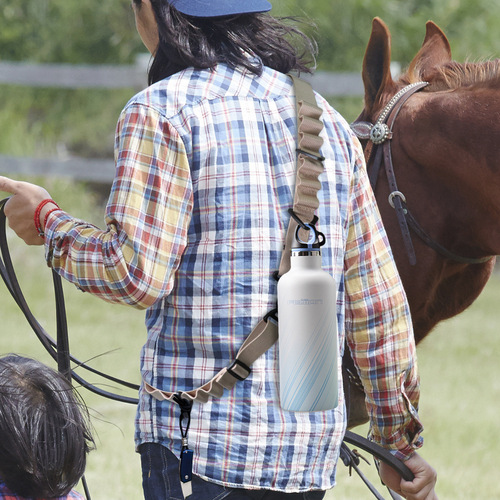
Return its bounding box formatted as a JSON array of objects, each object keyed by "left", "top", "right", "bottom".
[
  {"left": 0, "top": 197, "right": 415, "bottom": 498},
  {"left": 351, "top": 83, "right": 492, "bottom": 266},
  {"left": 0, "top": 198, "right": 140, "bottom": 405}
]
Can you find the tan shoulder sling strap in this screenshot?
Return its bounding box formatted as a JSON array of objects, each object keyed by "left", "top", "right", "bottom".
[{"left": 144, "top": 75, "right": 325, "bottom": 404}]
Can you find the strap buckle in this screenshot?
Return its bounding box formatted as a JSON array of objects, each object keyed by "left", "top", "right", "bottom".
[
  {"left": 226, "top": 359, "right": 251, "bottom": 381},
  {"left": 263, "top": 308, "right": 278, "bottom": 324},
  {"left": 296, "top": 148, "right": 325, "bottom": 162}
]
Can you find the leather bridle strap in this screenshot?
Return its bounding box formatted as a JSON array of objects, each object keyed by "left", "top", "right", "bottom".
[
  {"left": 381, "top": 82, "right": 429, "bottom": 266},
  {"left": 352, "top": 82, "right": 428, "bottom": 266},
  {"left": 404, "top": 209, "right": 492, "bottom": 264},
  {"left": 341, "top": 430, "right": 413, "bottom": 498}
]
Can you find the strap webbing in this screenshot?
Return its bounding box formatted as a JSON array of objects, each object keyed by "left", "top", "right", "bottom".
[
  {"left": 145, "top": 317, "right": 279, "bottom": 403},
  {"left": 145, "top": 76, "right": 325, "bottom": 404}
]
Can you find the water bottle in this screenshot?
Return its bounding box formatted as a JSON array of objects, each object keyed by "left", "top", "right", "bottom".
[{"left": 278, "top": 223, "right": 338, "bottom": 412}]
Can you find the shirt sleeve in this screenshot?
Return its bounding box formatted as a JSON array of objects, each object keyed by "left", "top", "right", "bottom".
[
  {"left": 343, "top": 139, "right": 423, "bottom": 460},
  {"left": 43, "top": 103, "right": 193, "bottom": 310}
]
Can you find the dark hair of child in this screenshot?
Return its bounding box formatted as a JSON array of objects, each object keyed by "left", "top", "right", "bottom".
[{"left": 0, "top": 355, "right": 94, "bottom": 498}]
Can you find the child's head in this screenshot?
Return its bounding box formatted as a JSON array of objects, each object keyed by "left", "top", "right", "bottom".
[{"left": 0, "top": 355, "right": 94, "bottom": 497}]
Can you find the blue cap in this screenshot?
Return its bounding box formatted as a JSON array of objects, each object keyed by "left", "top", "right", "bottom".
[{"left": 168, "top": 0, "right": 272, "bottom": 17}]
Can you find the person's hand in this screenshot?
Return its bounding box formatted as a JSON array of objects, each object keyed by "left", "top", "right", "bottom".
[
  {"left": 0, "top": 176, "right": 53, "bottom": 246},
  {"left": 379, "top": 452, "right": 438, "bottom": 499}
]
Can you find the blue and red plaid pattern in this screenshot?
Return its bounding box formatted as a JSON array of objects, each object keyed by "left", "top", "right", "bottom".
[
  {"left": 0, "top": 482, "right": 84, "bottom": 500},
  {"left": 44, "top": 63, "right": 423, "bottom": 492}
]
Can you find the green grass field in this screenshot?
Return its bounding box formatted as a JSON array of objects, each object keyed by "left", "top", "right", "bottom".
[
  {"left": 0, "top": 178, "right": 499, "bottom": 499},
  {"left": 332, "top": 267, "right": 500, "bottom": 499}
]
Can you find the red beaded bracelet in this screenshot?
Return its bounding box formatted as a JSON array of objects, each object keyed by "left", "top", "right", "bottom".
[
  {"left": 34, "top": 199, "right": 60, "bottom": 237},
  {"left": 42, "top": 207, "right": 62, "bottom": 233}
]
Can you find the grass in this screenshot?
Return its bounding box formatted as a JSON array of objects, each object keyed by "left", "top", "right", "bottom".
[
  {"left": 1, "top": 178, "right": 499, "bottom": 498},
  {"left": 331, "top": 267, "right": 500, "bottom": 498}
]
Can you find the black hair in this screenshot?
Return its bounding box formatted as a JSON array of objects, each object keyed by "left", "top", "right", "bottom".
[
  {"left": 0, "top": 355, "right": 94, "bottom": 498},
  {"left": 133, "top": 0, "right": 317, "bottom": 85}
]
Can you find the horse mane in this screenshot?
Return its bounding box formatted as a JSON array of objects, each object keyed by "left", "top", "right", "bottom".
[{"left": 401, "top": 58, "right": 500, "bottom": 92}]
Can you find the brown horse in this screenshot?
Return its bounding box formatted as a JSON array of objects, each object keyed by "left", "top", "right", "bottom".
[{"left": 345, "top": 18, "right": 499, "bottom": 427}]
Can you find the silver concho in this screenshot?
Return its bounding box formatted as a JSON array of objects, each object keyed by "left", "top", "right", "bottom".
[{"left": 369, "top": 123, "right": 390, "bottom": 144}]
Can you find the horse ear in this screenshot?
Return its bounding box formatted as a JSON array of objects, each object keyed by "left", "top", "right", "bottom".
[
  {"left": 362, "top": 17, "right": 395, "bottom": 114},
  {"left": 408, "top": 21, "right": 452, "bottom": 77}
]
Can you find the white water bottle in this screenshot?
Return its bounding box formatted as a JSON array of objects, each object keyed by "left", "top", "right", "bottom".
[{"left": 278, "top": 226, "right": 338, "bottom": 412}]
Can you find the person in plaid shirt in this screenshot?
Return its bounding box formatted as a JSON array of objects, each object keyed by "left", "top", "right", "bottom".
[
  {"left": 0, "top": 356, "right": 92, "bottom": 500},
  {"left": 0, "top": 0, "right": 437, "bottom": 498}
]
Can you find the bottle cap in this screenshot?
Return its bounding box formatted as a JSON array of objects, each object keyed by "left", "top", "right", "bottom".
[{"left": 291, "top": 248, "right": 321, "bottom": 257}]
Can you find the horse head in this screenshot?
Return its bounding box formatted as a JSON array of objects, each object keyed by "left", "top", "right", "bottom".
[
  {"left": 353, "top": 18, "right": 499, "bottom": 343},
  {"left": 345, "top": 17, "right": 499, "bottom": 430}
]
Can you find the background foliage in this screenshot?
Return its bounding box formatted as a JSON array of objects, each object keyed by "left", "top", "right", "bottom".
[
  {"left": 274, "top": 0, "right": 500, "bottom": 70},
  {"left": 1, "top": 0, "right": 499, "bottom": 68},
  {"left": 1, "top": 0, "right": 498, "bottom": 160},
  {"left": 0, "top": 0, "right": 139, "bottom": 63},
  {"left": 1, "top": 1, "right": 499, "bottom": 498}
]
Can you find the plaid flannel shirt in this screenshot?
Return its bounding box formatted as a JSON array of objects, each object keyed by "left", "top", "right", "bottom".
[{"left": 44, "top": 63, "right": 423, "bottom": 492}]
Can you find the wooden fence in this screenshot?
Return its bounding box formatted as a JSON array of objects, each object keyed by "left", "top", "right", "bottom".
[{"left": 0, "top": 60, "right": 364, "bottom": 183}]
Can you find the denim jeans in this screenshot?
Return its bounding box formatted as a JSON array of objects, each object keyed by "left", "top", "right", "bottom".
[{"left": 139, "top": 443, "right": 326, "bottom": 500}]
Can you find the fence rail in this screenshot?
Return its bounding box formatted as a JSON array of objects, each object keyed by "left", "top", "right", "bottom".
[
  {"left": 0, "top": 60, "right": 364, "bottom": 95},
  {"left": 0, "top": 154, "right": 115, "bottom": 183},
  {"left": 0, "top": 60, "right": 364, "bottom": 183},
  {"left": 0, "top": 61, "right": 148, "bottom": 89}
]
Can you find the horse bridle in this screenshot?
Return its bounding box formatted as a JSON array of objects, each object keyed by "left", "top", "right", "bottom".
[{"left": 351, "top": 82, "right": 492, "bottom": 266}]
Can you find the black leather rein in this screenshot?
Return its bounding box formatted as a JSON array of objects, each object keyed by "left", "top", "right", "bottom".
[
  {"left": 0, "top": 197, "right": 415, "bottom": 498},
  {"left": 0, "top": 197, "right": 140, "bottom": 405}
]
